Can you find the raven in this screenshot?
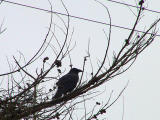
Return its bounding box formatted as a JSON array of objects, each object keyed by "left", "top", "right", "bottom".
[{"left": 53, "top": 68, "right": 83, "bottom": 98}]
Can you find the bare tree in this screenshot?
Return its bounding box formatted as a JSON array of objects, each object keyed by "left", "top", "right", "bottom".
[{"left": 0, "top": 0, "right": 159, "bottom": 119}]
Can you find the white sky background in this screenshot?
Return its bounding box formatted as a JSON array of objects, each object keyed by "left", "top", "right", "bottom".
[{"left": 0, "top": 0, "right": 160, "bottom": 120}]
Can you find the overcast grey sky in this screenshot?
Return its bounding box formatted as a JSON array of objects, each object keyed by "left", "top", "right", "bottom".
[{"left": 0, "top": 0, "right": 160, "bottom": 120}]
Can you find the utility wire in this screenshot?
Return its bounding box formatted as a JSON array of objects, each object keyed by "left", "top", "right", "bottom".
[
  {"left": 108, "top": 0, "right": 160, "bottom": 14},
  {"left": 0, "top": 0, "right": 160, "bottom": 36}
]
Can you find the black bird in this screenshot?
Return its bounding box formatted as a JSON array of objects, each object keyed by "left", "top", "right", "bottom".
[{"left": 53, "top": 68, "right": 83, "bottom": 98}]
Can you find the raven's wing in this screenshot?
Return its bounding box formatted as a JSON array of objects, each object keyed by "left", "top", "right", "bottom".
[
  {"left": 53, "top": 73, "right": 79, "bottom": 99},
  {"left": 56, "top": 73, "right": 79, "bottom": 89}
]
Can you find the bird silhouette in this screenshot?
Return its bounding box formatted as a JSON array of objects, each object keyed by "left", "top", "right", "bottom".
[{"left": 53, "top": 68, "right": 83, "bottom": 99}]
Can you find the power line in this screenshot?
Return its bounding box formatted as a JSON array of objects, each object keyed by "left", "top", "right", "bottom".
[
  {"left": 0, "top": 0, "right": 160, "bottom": 36},
  {"left": 108, "top": 0, "right": 160, "bottom": 14}
]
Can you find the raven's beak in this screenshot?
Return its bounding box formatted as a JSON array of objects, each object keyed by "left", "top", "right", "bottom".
[{"left": 78, "top": 69, "right": 83, "bottom": 72}]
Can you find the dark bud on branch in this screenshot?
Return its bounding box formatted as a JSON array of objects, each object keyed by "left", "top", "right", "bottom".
[
  {"left": 139, "top": 0, "right": 144, "bottom": 6},
  {"left": 55, "top": 112, "right": 60, "bottom": 119},
  {"left": 125, "top": 39, "right": 129, "bottom": 45},
  {"left": 53, "top": 86, "right": 56, "bottom": 90},
  {"left": 69, "top": 64, "right": 73, "bottom": 68},
  {"left": 57, "top": 69, "right": 61, "bottom": 73},
  {"left": 96, "top": 102, "right": 101, "bottom": 105},
  {"left": 84, "top": 57, "right": 87, "bottom": 61},
  {"left": 93, "top": 115, "right": 97, "bottom": 119},
  {"left": 100, "top": 109, "right": 106, "bottom": 114},
  {"left": 55, "top": 60, "right": 62, "bottom": 67},
  {"left": 49, "top": 89, "right": 52, "bottom": 92},
  {"left": 43, "top": 57, "right": 49, "bottom": 63},
  {"left": 142, "top": 7, "right": 145, "bottom": 10}
]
